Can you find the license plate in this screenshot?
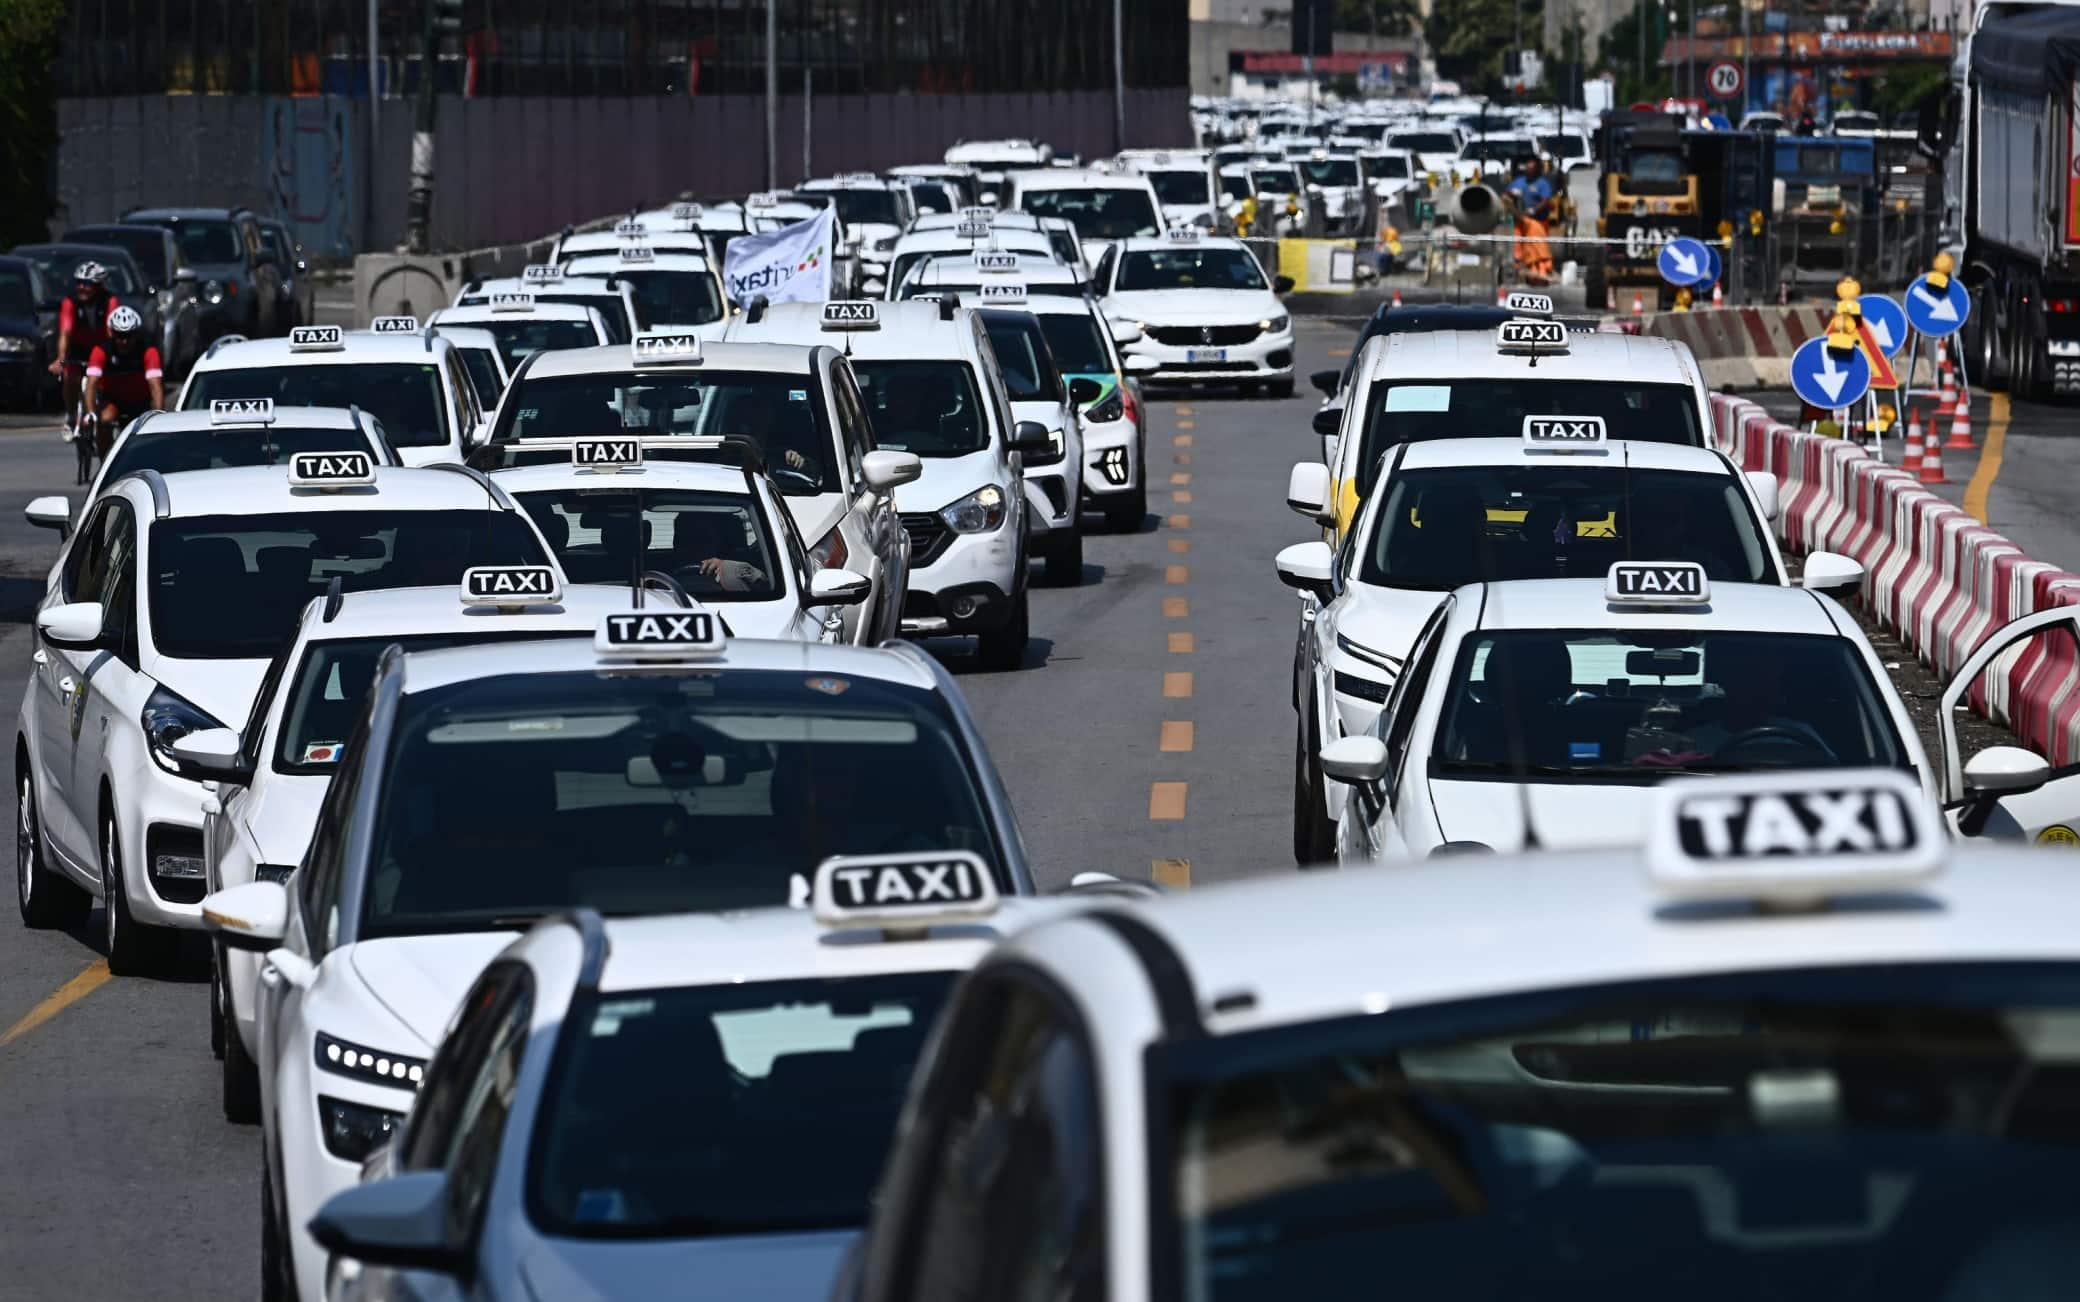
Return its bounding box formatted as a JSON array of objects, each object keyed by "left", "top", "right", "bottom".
[{"left": 1185, "top": 348, "right": 1227, "bottom": 363}]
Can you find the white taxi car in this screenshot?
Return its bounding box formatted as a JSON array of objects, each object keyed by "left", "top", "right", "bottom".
[
  {"left": 488, "top": 332, "right": 921, "bottom": 644},
  {"left": 972, "top": 290, "right": 1087, "bottom": 582},
  {"left": 552, "top": 223, "right": 708, "bottom": 262},
  {"left": 885, "top": 225, "right": 1067, "bottom": 303},
  {"left": 839, "top": 769, "right": 2080, "bottom": 1300},
  {"left": 943, "top": 137, "right": 1052, "bottom": 203},
  {"left": 1101, "top": 230, "right": 1296, "bottom": 396},
  {"left": 426, "top": 322, "right": 509, "bottom": 409},
  {"left": 563, "top": 248, "right": 730, "bottom": 337},
  {"left": 1003, "top": 167, "right": 1165, "bottom": 268},
  {"left": 892, "top": 248, "right": 1088, "bottom": 301},
  {"left": 424, "top": 295, "right": 610, "bottom": 369},
  {"left": 14, "top": 455, "right": 559, "bottom": 971},
  {"left": 1018, "top": 293, "right": 1155, "bottom": 530},
  {"left": 201, "top": 606, "right": 1041, "bottom": 1302},
  {"left": 453, "top": 268, "right": 639, "bottom": 343},
  {"left": 725, "top": 299, "right": 1045, "bottom": 666},
  {"left": 177, "top": 325, "right": 486, "bottom": 467},
  {"left": 305, "top": 858, "right": 1080, "bottom": 1302},
  {"left": 903, "top": 209, "right": 1088, "bottom": 276},
  {"left": 1113, "top": 150, "right": 1222, "bottom": 231}
]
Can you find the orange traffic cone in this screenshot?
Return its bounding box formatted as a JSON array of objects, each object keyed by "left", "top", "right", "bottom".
[
  {"left": 1919, "top": 414, "right": 1948, "bottom": 484},
  {"left": 1631, "top": 290, "right": 1645, "bottom": 316},
  {"left": 1936, "top": 340, "right": 1958, "bottom": 418},
  {"left": 1901, "top": 409, "right": 1924, "bottom": 473},
  {"left": 1946, "top": 383, "right": 1975, "bottom": 449},
  {"left": 1496, "top": 284, "right": 1508, "bottom": 307},
  {"left": 1710, "top": 282, "right": 1724, "bottom": 308},
  {"left": 1390, "top": 288, "right": 1403, "bottom": 308}
]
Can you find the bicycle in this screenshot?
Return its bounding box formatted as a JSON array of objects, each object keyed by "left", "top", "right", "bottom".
[{"left": 71, "top": 409, "right": 97, "bottom": 486}]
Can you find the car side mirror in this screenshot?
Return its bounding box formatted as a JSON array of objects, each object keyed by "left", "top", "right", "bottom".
[
  {"left": 1319, "top": 734, "right": 1390, "bottom": 787},
  {"left": 1802, "top": 550, "right": 1863, "bottom": 593},
  {"left": 307, "top": 1171, "right": 466, "bottom": 1276},
  {"left": 1109, "top": 318, "right": 1144, "bottom": 346},
  {"left": 1964, "top": 745, "right": 2051, "bottom": 798},
  {"left": 809, "top": 568, "right": 872, "bottom": 607},
  {"left": 1068, "top": 377, "right": 1103, "bottom": 408},
  {"left": 25, "top": 495, "right": 70, "bottom": 535},
  {"left": 1309, "top": 368, "right": 1341, "bottom": 397},
  {"left": 1286, "top": 461, "right": 1333, "bottom": 522},
  {"left": 1274, "top": 540, "right": 1336, "bottom": 601},
  {"left": 861, "top": 449, "right": 923, "bottom": 492},
  {"left": 1311, "top": 405, "right": 1342, "bottom": 438},
  {"left": 1010, "top": 420, "right": 1053, "bottom": 453},
  {"left": 36, "top": 602, "right": 104, "bottom": 651},
  {"left": 1744, "top": 470, "right": 1781, "bottom": 521},
  {"left": 200, "top": 880, "right": 290, "bottom": 952},
  {"left": 1273, "top": 274, "right": 1296, "bottom": 294},
  {"left": 170, "top": 727, "right": 253, "bottom": 786}
]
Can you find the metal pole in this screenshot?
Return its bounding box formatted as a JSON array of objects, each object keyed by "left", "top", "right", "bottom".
[
  {"left": 1685, "top": 0, "right": 1695, "bottom": 100},
  {"left": 802, "top": 66, "right": 811, "bottom": 182},
  {"left": 764, "top": 0, "right": 778, "bottom": 191},
  {"left": 367, "top": 0, "right": 380, "bottom": 132},
  {"left": 1112, "top": 0, "right": 1126, "bottom": 152},
  {"left": 1739, "top": 0, "right": 1750, "bottom": 119},
  {"left": 404, "top": 0, "right": 437, "bottom": 253}
]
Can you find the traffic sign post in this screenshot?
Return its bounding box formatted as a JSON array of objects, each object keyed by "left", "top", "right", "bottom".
[
  {"left": 1706, "top": 61, "right": 1743, "bottom": 101},
  {"left": 1790, "top": 335, "right": 1872, "bottom": 414},
  {"left": 1657, "top": 236, "right": 1714, "bottom": 288}
]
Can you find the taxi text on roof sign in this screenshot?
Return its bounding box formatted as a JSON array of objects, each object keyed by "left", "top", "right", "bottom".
[
  {"left": 614, "top": 218, "right": 647, "bottom": 236},
  {"left": 811, "top": 850, "right": 999, "bottom": 931},
  {"left": 1646, "top": 769, "right": 1944, "bottom": 903},
  {"left": 1503, "top": 290, "right": 1554, "bottom": 316},
  {"left": 595, "top": 608, "right": 724, "bottom": 658},
  {"left": 955, "top": 219, "right": 993, "bottom": 239},
  {"left": 1165, "top": 226, "right": 1202, "bottom": 242},
  {"left": 370, "top": 315, "right": 419, "bottom": 334},
  {"left": 1522, "top": 414, "right": 1607, "bottom": 449},
  {"left": 489, "top": 292, "right": 535, "bottom": 312},
  {"left": 978, "top": 281, "right": 1028, "bottom": 302},
  {"left": 572, "top": 437, "right": 644, "bottom": 472},
  {"left": 461, "top": 565, "right": 562, "bottom": 607},
  {"left": 669, "top": 202, "right": 702, "bottom": 221},
  {"left": 821, "top": 301, "right": 881, "bottom": 330},
  {"left": 618, "top": 243, "right": 655, "bottom": 263},
  {"left": 632, "top": 332, "right": 702, "bottom": 364},
  {"left": 287, "top": 450, "right": 376, "bottom": 487},
  {"left": 746, "top": 192, "right": 779, "bottom": 208},
  {"left": 974, "top": 251, "right": 1021, "bottom": 272},
  {"left": 208, "top": 397, "right": 275, "bottom": 425},
  {"left": 1497, "top": 317, "right": 1568, "bottom": 354},
  {"left": 958, "top": 206, "right": 994, "bottom": 223},
  {"left": 521, "top": 263, "right": 565, "bottom": 283},
  {"left": 1606, "top": 560, "right": 1709, "bottom": 605},
  {"left": 288, "top": 325, "right": 345, "bottom": 352}
]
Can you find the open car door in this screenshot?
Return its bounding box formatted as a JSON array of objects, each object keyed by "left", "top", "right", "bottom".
[{"left": 1938, "top": 606, "right": 2080, "bottom": 844}]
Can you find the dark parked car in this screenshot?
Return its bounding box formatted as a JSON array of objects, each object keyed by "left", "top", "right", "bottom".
[
  {"left": 252, "top": 217, "right": 313, "bottom": 328},
  {"left": 12, "top": 243, "right": 167, "bottom": 395},
  {"left": 63, "top": 222, "right": 203, "bottom": 376},
  {"left": 0, "top": 256, "right": 53, "bottom": 407},
  {"left": 121, "top": 206, "right": 283, "bottom": 340}
]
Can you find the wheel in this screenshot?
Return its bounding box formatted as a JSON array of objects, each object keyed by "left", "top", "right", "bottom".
[
  {"left": 18, "top": 767, "right": 88, "bottom": 929},
  {"left": 74, "top": 423, "right": 93, "bottom": 486},
  {"left": 974, "top": 584, "right": 1030, "bottom": 671},
  {"left": 220, "top": 957, "right": 261, "bottom": 1124},
  {"left": 210, "top": 945, "right": 225, "bottom": 1058},
  {"left": 260, "top": 1142, "right": 295, "bottom": 1302},
  {"left": 1043, "top": 526, "right": 1084, "bottom": 587},
  {"left": 100, "top": 809, "right": 172, "bottom": 976},
  {"left": 1269, "top": 376, "right": 1295, "bottom": 400},
  {"left": 1101, "top": 480, "right": 1147, "bottom": 533},
  {"left": 1292, "top": 701, "right": 1337, "bottom": 867}
]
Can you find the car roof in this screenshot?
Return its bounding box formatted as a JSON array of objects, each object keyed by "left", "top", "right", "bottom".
[
  {"left": 1366, "top": 329, "right": 1702, "bottom": 387},
  {"left": 1007, "top": 167, "right": 1148, "bottom": 189},
  {"left": 119, "top": 406, "right": 369, "bottom": 434},
  {"left": 192, "top": 331, "right": 457, "bottom": 370},
  {"left": 67, "top": 223, "right": 168, "bottom": 238},
  {"left": 467, "top": 275, "right": 622, "bottom": 297},
  {"left": 290, "top": 582, "right": 632, "bottom": 645},
  {"left": 125, "top": 207, "right": 242, "bottom": 220},
  {"left": 429, "top": 301, "right": 598, "bottom": 324},
  {"left": 895, "top": 227, "right": 1051, "bottom": 252},
  {"left": 909, "top": 254, "right": 1080, "bottom": 283},
  {"left": 136, "top": 464, "right": 512, "bottom": 519},
  {"left": 490, "top": 458, "right": 759, "bottom": 496},
  {"left": 396, "top": 634, "right": 941, "bottom": 696},
  {"left": 1075, "top": 843, "right": 2080, "bottom": 1038},
  {"left": 563, "top": 252, "right": 712, "bottom": 274},
  {"left": 728, "top": 300, "right": 980, "bottom": 356},
  {"left": 1113, "top": 235, "right": 1254, "bottom": 255},
  {"left": 521, "top": 339, "right": 822, "bottom": 379},
  {"left": 1470, "top": 576, "right": 1840, "bottom": 635},
  {"left": 800, "top": 175, "right": 908, "bottom": 193},
  {"left": 1395, "top": 436, "right": 1734, "bottom": 475}
]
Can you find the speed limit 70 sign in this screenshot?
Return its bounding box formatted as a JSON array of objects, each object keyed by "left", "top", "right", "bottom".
[{"left": 1707, "top": 61, "right": 1743, "bottom": 100}]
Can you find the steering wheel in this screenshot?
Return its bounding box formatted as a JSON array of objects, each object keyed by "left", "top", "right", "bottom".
[
  {"left": 1715, "top": 723, "right": 1837, "bottom": 765},
  {"left": 769, "top": 463, "right": 819, "bottom": 495}
]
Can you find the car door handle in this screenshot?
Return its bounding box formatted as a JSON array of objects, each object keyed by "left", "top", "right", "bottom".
[
  {"left": 57, "top": 677, "right": 74, "bottom": 696},
  {"left": 31, "top": 649, "right": 46, "bottom": 667}
]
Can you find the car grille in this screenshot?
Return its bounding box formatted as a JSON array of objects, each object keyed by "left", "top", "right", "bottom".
[
  {"left": 1148, "top": 323, "right": 1261, "bottom": 346},
  {"left": 900, "top": 513, "right": 955, "bottom": 566}
]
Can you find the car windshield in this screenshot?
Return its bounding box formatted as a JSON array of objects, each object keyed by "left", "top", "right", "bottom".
[
  {"left": 0, "top": 267, "right": 34, "bottom": 316},
  {"left": 499, "top": 371, "right": 835, "bottom": 494},
  {"left": 184, "top": 363, "right": 451, "bottom": 449},
  {"left": 1036, "top": 311, "right": 1112, "bottom": 374},
  {"left": 1357, "top": 380, "right": 1701, "bottom": 495},
  {"left": 71, "top": 229, "right": 166, "bottom": 284},
  {"left": 1017, "top": 187, "right": 1161, "bottom": 239},
  {"left": 1220, "top": 173, "right": 1254, "bottom": 200},
  {"left": 1251, "top": 169, "right": 1297, "bottom": 193},
  {"left": 1462, "top": 139, "right": 1535, "bottom": 162},
  {"left": 104, "top": 423, "right": 377, "bottom": 482},
  {"left": 258, "top": 227, "right": 293, "bottom": 266},
  {"left": 530, "top": 971, "right": 955, "bottom": 1239},
  {"left": 1388, "top": 132, "right": 1458, "bottom": 152},
  {"left": 1161, "top": 962, "right": 2080, "bottom": 1300},
  {"left": 466, "top": 317, "right": 602, "bottom": 366},
  {"left": 1431, "top": 629, "right": 1905, "bottom": 779},
  {"left": 827, "top": 189, "right": 902, "bottom": 227},
  {"left": 1362, "top": 466, "right": 1772, "bottom": 590},
  {"left": 1363, "top": 153, "right": 1412, "bottom": 179},
  {"left": 1115, "top": 247, "right": 1267, "bottom": 292},
  {"left": 591, "top": 269, "right": 724, "bottom": 330},
  {"left": 1299, "top": 157, "right": 1361, "bottom": 186},
  {"left": 361, "top": 669, "right": 1004, "bottom": 935},
  {"left": 979, "top": 316, "right": 1063, "bottom": 402},
  {"left": 907, "top": 183, "right": 954, "bottom": 214},
  {"left": 463, "top": 290, "right": 631, "bottom": 344},
  {"left": 1146, "top": 170, "right": 1212, "bottom": 205},
  {"left": 514, "top": 488, "right": 781, "bottom": 600},
  {"left": 20, "top": 250, "right": 139, "bottom": 296},
  {"left": 147, "top": 511, "right": 546, "bottom": 660},
  {"left": 853, "top": 360, "right": 990, "bottom": 457},
  {"left": 455, "top": 347, "right": 502, "bottom": 407},
  {"left": 163, "top": 220, "right": 242, "bottom": 265},
  {"left": 1540, "top": 133, "right": 1588, "bottom": 159}
]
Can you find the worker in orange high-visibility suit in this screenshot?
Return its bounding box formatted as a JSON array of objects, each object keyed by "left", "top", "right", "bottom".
[{"left": 1506, "top": 156, "right": 1555, "bottom": 285}]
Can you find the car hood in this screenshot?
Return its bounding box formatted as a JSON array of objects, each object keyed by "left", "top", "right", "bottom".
[
  {"left": 1332, "top": 584, "right": 1448, "bottom": 668},
  {"left": 348, "top": 933, "right": 521, "bottom": 1049},
  {"left": 1427, "top": 779, "right": 1654, "bottom": 853},
  {"left": 1412, "top": 152, "right": 1458, "bottom": 174},
  {"left": 719, "top": 599, "right": 813, "bottom": 642},
  {"left": 188, "top": 263, "right": 249, "bottom": 283},
  {"left": 152, "top": 656, "right": 271, "bottom": 733},
  {"left": 519, "top": 1229, "right": 858, "bottom": 1302},
  {"left": 897, "top": 449, "right": 1005, "bottom": 514},
  {"left": 849, "top": 224, "right": 903, "bottom": 254},
  {"left": 239, "top": 773, "right": 333, "bottom": 867},
  {"left": 1105, "top": 288, "right": 1281, "bottom": 325}
]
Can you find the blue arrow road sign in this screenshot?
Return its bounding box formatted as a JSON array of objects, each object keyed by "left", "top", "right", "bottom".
[
  {"left": 1657, "top": 236, "right": 1714, "bottom": 287},
  {"left": 1858, "top": 293, "right": 1909, "bottom": 357},
  {"left": 1790, "top": 335, "right": 1872, "bottom": 410},
  {"left": 1904, "top": 275, "right": 1970, "bottom": 338},
  {"left": 1702, "top": 243, "right": 1722, "bottom": 289}
]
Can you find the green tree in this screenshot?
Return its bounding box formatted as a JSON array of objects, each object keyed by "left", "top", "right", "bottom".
[
  {"left": 1427, "top": 0, "right": 1543, "bottom": 93},
  {"left": 0, "top": 0, "right": 66, "bottom": 248},
  {"left": 1597, "top": 0, "right": 1681, "bottom": 104},
  {"left": 1337, "top": 0, "right": 1423, "bottom": 36}
]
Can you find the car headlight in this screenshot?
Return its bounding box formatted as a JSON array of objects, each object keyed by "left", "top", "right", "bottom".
[
  {"left": 873, "top": 236, "right": 898, "bottom": 253},
  {"left": 315, "top": 1030, "right": 428, "bottom": 1090},
  {"left": 0, "top": 335, "right": 34, "bottom": 354},
  {"left": 203, "top": 279, "right": 227, "bottom": 305},
  {"left": 318, "top": 1095, "right": 404, "bottom": 1162},
  {"left": 940, "top": 484, "right": 1007, "bottom": 534},
  {"left": 1259, "top": 313, "right": 1290, "bottom": 334},
  {"left": 141, "top": 685, "right": 228, "bottom": 775}
]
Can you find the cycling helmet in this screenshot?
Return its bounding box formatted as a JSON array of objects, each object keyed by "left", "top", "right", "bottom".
[
  {"left": 107, "top": 306, "right": 144, "bottom": 337},
  {"left": 72, "top": 261, "right": 108, "bottom": 287}
]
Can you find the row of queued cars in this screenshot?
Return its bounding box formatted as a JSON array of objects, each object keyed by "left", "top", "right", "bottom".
[{"left": 0, "top": 206, "right": 316, "bottom": 408}]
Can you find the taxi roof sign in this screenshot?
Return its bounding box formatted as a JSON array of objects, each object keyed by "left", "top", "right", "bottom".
[
  {"left": 595, "top": 608, "right": 725, "bottom": 660},
  {"left": 488, "top": 292, "right": 536, "bottom": 312},
  {"left": 812, "top": 850, "right": 1000, "bottom": 932},
  {"left": 632, "top": 331, "right": 702, "bottom": 365},
  {"left": 955, "top": 218, "right": 993, "bottom": 239},
  {"left": 617, "top": 242, "right": 655, "bottom": 263},
  {"left": 209, "top": 397, "right": 275, "bottom": 426},
  {"left": 287, "top": 450, "right": 376, "bottom": 488},
  {"left": 958, "top": 206, "right": 995, "bottom": 223},
  {"left": 821, "top": 301, "right": 881, "bottom": 331},
  {"left": 669, "top": 202, "right": 703, "bottom": 222},
  {"left": 1497, "top": 317, "right": 1568, "bottom": 355},
  {"left": 369, "top": 315, "right": 419, "bottom": 335},
  {"left": 1164, "top": 226, "right": 1202, "bottom": 241},
  {"left": 1646, "top": 769, "right": 1944, "bottom": 905},
  {"left": 521, "top": 263, "right": 565, "bottom": 283},
  {"left": 1503, "top": 291, "right": 1554, "bottom": 316},
  {"left": 974, "top": 251, "right": 1021, "bottom": 272},
  {"left": 461, "top": 565, "right": 562, "bottom": 609},
  {"left": 288, "top": 325, "right": 345, "bottom": 352},
  {"left": 571, "top": 437, "right": 644, "bottom": 472},
  {"left": 1522, "top": 414, "right": 1607, "bottom": 451},
  {"left": 614, "top": 218, "right": 647, "bottom": 236},
  {"left": 745, "top": 191, "right": 780, "bottom": 208},
  {"left": 977, "top": 281, "right": 1028, "bottom": 303},
  {"left": 1606, "top": 560, "right": 1709, "bottom": 606}
]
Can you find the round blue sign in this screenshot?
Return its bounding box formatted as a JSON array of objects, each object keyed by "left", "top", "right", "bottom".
[
  {"left": 1657, "top": 236, "right": 1715, "bottom": 287},
  {"left": 1857, "top": 293, "right": 1909, "bottom": 358},
  {"left": 1904, "top": 275, "right": 1970, "bottom": 339},
  {"left": 1789, "top": 335, "right": 1872, "bottom": 411}
]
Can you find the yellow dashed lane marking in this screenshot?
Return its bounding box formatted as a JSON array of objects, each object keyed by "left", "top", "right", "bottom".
[
  {"left": 1163, "top": 597, "right": 1189, "bottom": 617},
  {"left": 1174, "top": 433, "right": 1194, "bottom": 447},
  {"left": 1163, "top": 671, "right": 1194, "bottom": 698},
  {"left": 1168, "top": 538, "right": 1190, "bottom": 554},
  {"left": 1327, "top": 346, "right": 1352, "bottom": 357},
  {"left": 1149, "top": 782, "right": 1188, "bottom": 820},
  {"left": 1165, "top": 565, "right": 1188, "bottom": 584},
  {"left": 1169, "top": 514, "right": 1190, "bottom": 528},
  {"left": 1176, "top": 452, "right": 1193, "bottom": 465},
  {"left": 1170, "top": 472, "right": 1192, "bottom": 485},
  {"left": 1152, "top": 858, "right": 1192, "bottom": 889},
  {"left": 1176, "top": 405, "right": 1195, "bottom": 416},
  {"left": 1168, "top": 631, "right": 1194, "bottom": 652},
  {"left": 1176, "top": 418, "right": 1197, "bottom": 430},
  {"left": 0, "top": 961, "right": 112, "bottom": 1051},
  {"left": 1172, "top": 490, "right": 1193, "bottom": 505},
  {"left": 1160, "top": 721, "right": 1195, "bottom": 752}
]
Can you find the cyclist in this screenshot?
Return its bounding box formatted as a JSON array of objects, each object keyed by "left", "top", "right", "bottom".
[
  {"left": 81, "top": 306, "right": 165, "bottom": 458},
  {"left": 49, "top": 261, "right": 119, "bottom": 435}
]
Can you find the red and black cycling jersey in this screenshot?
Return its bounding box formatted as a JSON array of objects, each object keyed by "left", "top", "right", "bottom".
[
  {"left": 85, "top": 343, "right": 163, "bottom": 409},
  {"left": 60, "top": 294, "right": 120, "bottom": 362}
]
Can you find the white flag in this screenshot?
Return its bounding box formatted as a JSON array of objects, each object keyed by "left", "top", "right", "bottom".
[{"left": 722, "top": 208, "right": 834, "bottom": 306}]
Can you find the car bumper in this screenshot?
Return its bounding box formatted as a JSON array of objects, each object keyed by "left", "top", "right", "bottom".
[
  {"left": 1127, "top": 332, "right": 1294, "bottom": 384},
  {"left": 1021, "top": 465, "right": 1078, "bottom": 533},
  {"left": 1080, "top": 416, "right": 1141, "bottom": 498},
  {"left": 121, "top": 765, "right": 214, "bottom": 929},
  {"left": 280, "top": 1028, "right": 416, "bottom": 1302}
]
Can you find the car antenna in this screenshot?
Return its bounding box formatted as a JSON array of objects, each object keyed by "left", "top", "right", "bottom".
[
  {"left": 1622, "top": 440, "right": 1633, "bottom": 564},
  {"left": 628, "top": 488, "right": 646, "bottom": 608}
]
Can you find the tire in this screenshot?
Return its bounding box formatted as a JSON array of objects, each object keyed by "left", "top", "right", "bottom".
[
  {"left": 260, "top": 1143, "right": 294, "bottom": 1302},
  {"left": 1101, "top": 480, "right": 1147, "bottom": 533},
  {"left": 974, "top": 584, "right": 1030, "bottom": 671},
  {"left": 1583, "top": 254, "right": 1608, "bottom": 312},
  {"left": 210, "top": 944, "right": 226, "bottom": 1059},
  {"left": 1270, "top": 377, "right": 1295, "bottom": 400},
  {"left": 1043, "top": 526, "right": 1084, "bottom": 587},
  {"left": 221, "top": 960, "right": 261, "bottom": 1124},
  {"left": 101, "top": 809, "right": 171, "bottom": 976},
  {"left": 1292, "top": 701, "right": 1336, "bottom": 867},
  {"left": 18, "top": 767, "right": 88, "bottom": 929}
]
